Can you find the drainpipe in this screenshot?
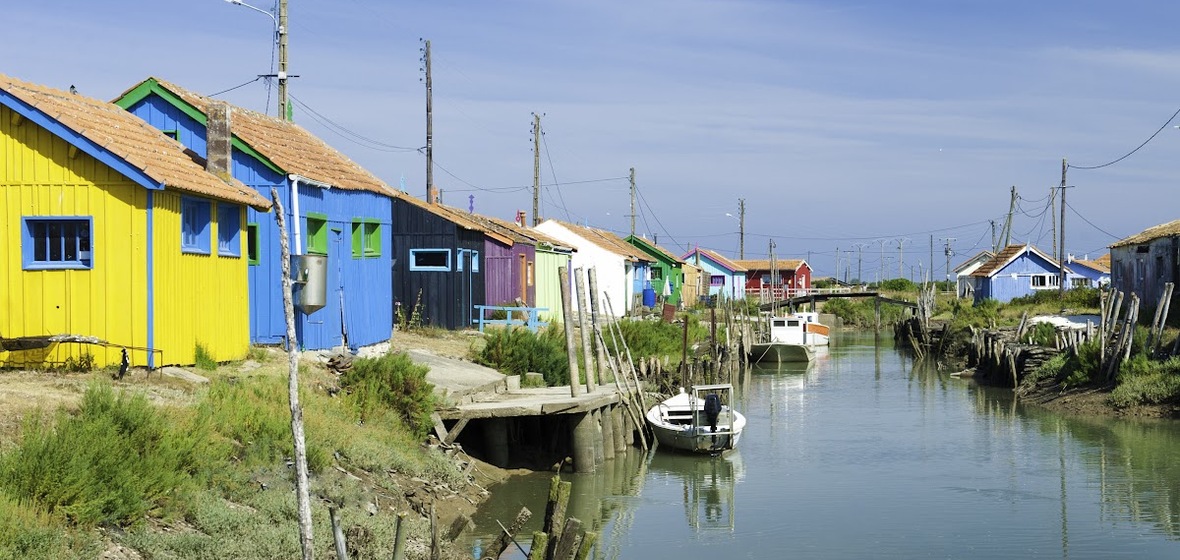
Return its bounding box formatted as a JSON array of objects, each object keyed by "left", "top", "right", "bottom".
[{"left": 289, "top": 175, "right": 302, "bottom": 255}]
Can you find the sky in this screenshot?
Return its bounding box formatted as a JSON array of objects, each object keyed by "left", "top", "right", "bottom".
[{"left": 5, "top": 0, "right": 1180, "bottom": 281}]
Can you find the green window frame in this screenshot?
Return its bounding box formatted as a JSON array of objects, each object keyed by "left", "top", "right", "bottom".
[
  {"left": 351, "top": 218, "right": 381, "bottom": 258},
  {"left": 247, "top": 223, "right": 260, "bottom": 265},
  {"left": 305, "top": 213, "right": 328, "bottom": 255}
]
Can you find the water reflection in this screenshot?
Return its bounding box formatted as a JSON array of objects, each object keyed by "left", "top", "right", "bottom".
[{"left": 646, "top": 450, "right": 744, "bottom": 533}]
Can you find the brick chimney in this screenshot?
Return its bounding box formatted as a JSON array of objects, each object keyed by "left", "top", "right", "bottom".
[{"left": 206, "top": 102, "right": 232, "bottom": 181}]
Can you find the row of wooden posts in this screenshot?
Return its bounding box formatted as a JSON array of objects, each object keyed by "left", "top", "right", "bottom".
[{"left": 482, "top": 475, "right": 597, "bottom": 560}]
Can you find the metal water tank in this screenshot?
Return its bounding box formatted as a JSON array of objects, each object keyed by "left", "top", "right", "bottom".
[{"left": 293, "top": 254, "right": 327, "bottom": 314}]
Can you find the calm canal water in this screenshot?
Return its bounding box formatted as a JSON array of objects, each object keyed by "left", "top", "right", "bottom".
[{"left": 466, "top": 331, "right": 1180, "bottom": 559}]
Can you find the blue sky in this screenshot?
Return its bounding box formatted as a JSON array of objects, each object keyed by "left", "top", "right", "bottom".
[{"left": 6, "top": 0, "right": 1180, "bottom": 280}]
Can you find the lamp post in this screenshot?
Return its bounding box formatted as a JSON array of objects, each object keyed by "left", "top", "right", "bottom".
[
  {"left": 225, "top": 0, "right": 289, "bottom": 121},
  {"left": 894, "top": 237, "right": 910, "bottom": 280},
  {"left": 725, "top": 201, "right": 745, "bottom": 259}
]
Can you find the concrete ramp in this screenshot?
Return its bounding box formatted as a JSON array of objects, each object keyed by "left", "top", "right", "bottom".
[{"left": 406, "top": 349, "right": 505, "bottom": 405}]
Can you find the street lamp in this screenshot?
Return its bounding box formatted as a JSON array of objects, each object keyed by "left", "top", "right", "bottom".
[{"left": 224, "top": 0, "right": 289, "bottom": 120}]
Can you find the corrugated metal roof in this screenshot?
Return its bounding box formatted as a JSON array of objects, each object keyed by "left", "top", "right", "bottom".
[
  {"left": 124, "top": 77, "right": 396, "bottom": 198},
  {"left": 1110, "top": 219, "right": 1180, "bottom": 248},
  {"left": 733, "top": 259, "right": 804, "bottom": 272},
  {"left": 1, "top": 74, "right": 269, "bottom": 209}
]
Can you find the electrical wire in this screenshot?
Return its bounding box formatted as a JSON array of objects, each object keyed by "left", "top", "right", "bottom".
[
  {"left": 539, "top": 129, "right": 572, "bottom": 222},
  {"left": 1068, "top": 104, "right": 1180, "bottom": 170},
  {"left": 209, "top": 77, "right": 262, "bottom": 98},
  {"left": 285, "top": 90, "right": 419, "bottom": 152},
  {"left": 1065, "top": 200, "right": 1123, "bottom": 241}
]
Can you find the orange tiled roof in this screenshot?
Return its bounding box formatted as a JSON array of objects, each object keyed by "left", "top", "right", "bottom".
[
  {"left": 970, "top": 244, "right": 1063, "bottom": 278},
  {"left": 733, "top": 259, "right": 804, "bottom": 272},
  {"left": 1, "top": 74, "right": 269, "bottom": 209},
  {"left": 134, "top": 77, "right": 395, "bottom": 198},
  {"left": 547, "top": 220, "right": 649, "bottom": 261},
  {"left": 685, "top": 248, "right": 746, "bottom": 272}
]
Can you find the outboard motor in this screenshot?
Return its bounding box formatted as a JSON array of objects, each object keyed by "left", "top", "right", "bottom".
[{"left": 704, "top": 393, "right": 722, "bottom": 432}]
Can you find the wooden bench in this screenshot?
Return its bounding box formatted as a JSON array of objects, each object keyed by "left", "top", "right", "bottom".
[{"left": 472, "top": 305, "right": 550, "bottom": 333}]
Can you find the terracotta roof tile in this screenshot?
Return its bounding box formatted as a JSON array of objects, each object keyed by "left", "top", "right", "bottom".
[
  {"left": 1, "top": 74, "right": 269, "bottom": 209},
  {"left": 1110, "top": 219, "right": 1180, "bottom": 248},
  {"left": 685, "top": 248, "right": 746, "bottom": 272},
  {"left": 970, "top": 244, "right": 1063, "bottom": 278},
  {"left": 547, "top": 220, "right": 649, "bottom": 261},
  {"left": 733, "top": 259, "right": 804, "bottom": 271},
  {"left": 143, "top": 77, "right": 395, "bottom": 198}
]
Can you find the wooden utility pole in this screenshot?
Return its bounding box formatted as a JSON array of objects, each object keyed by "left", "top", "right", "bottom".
[
  {"left": 738, "top": 198, "right": 746, "bottom": 260},
  {"left": 943, "top": 238, "right": 955, "bottom": 287},
  {"left": 271, "top": 188, "right": 314, "bottom": 560},
  {"left": 1059, "top": 159, "right": 1067, "bottom": 298},
  {"left": 1049, "top": 186, "right": 1058, "bottom": 260},
  {"left": 277, "top": 0, "right": 289, "bottom": 121},
  {"left": 629, "top": 167, "right": 636, "bottom": 238},
  {"left": 532, "top": 114, "right": 541, "bottom": 225},
  {"left": 1000, "top": 186, "right": 1017, "bottom": 250},
  {"left": 424, "top": 40, "right": 435, "bottom": 203},
  {"left": 769, "top": 239, "right": 777, "bottom": 303}
]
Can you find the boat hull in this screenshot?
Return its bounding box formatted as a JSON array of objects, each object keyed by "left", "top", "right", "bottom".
[
  {"left": 748, "top": 342, "right": 815, "bottom": 363},
  {"left": 648, "top": 413, "right": 746, "bottom": 454},
  {"left": 645, "top": 384, "right": 746, "bottom": 455}
]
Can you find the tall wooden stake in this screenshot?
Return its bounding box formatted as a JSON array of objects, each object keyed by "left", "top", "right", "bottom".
[
  {"left": 272, "top": 188, "right": 314, "bottom": 560},
  {"left": 574, "top": 268, "right": 597, "bottom": 391},
  {"left": 588, "top": 268, "right": 607, "bottom": 383},
  {"left": 559, "top": 267, "right": 583, "bottom": 396}
]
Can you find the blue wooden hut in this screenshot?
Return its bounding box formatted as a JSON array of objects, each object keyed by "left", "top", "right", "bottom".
[
  {"left": 970, "top": 244, "right": 1082, "bottom": 304},
  {"left": 115, "top": 77, "right": 396, "bottom": 351},
  {"left": 681, "top": 247, "right": 747, "bottom": 302}
]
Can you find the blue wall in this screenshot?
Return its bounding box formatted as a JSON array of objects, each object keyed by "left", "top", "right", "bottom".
[
  {"left": 973, "top": 250, "right": 1079, "bottom": 304},
  {"left": 126, "top": 96, "right": 393, "bottom": 351}
]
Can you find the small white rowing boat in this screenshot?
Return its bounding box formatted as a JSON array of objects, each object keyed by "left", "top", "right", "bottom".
[{"left": 646, "top": 384, "right": 745, "bottom": 455}]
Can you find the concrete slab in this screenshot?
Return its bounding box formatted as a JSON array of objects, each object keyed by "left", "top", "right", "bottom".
[
  {"left": 436, "top": 385, "right": 621, "bottom": 420},
  {"left": 406, "top": 349, "right": 505, "bottom": 405},
  {"left": 159, "top": 366, "right": 209, "bottom": 385}
]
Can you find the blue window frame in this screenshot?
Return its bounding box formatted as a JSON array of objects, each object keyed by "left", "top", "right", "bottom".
[
  {"left": 456, "top": 249, "right": 467, "bottom": 272},
  {"left": 471, "top": 250, "right": 480, "bottom": 273},
  {"left": 22, "top": 217, "right": 93, "bottom": 270},
  {"left": 182, "top": 198, "right": 212, "bottom": 254},
  {"left": 218, "top": 203, "right": 241, "bottom": 257},
  {"left": 410, "top": 248, "right": 451, "bottom": 271}
]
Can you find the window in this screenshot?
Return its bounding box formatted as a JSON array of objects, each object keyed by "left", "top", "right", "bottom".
[
  {"left": 181, "top": 198, "right": 212, "bottom": 254},
  {"left": 351, "top": 218, "right": 381, "bottom": 258},
  {"left": 651, "top": 267, "right": 663, "bottom": 279},
  {"left": 1031, "top": 274, "right": 1059, "bottom": 289},
  {"left": 410, "top": 249, "right": 451, "bottom": 271},
  {"left": 1071, "top": 277, "right": 1089, "bottom": 288},
  {"left": 456, "top": 249, "right": 466, "bottom": 272},
  {"left": 218, "top": 204, "right": 240, "bottom": 257},
  {"left": 472, "top": 250, "right": 480, "bottom": 273},
  {"left": 305, "top": 213, "right": 328, "bottom": 255},
  {"left": 710, "top": 275, "right": 725, "bottom": 286},
  {"left": 23, "top": 217, "right": 92, "bottom": 270},
  {"left": 247, "top": 223, "right": 260, "bottom": 265},
  {"left": 527, "top": 261, "right": 535, "bottom": 286},
  {"left": 161, "top": 129, "right": 180, "bottom": 141}
]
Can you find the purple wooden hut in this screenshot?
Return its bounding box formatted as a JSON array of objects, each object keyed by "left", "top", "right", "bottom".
[{"left": 449, "top": 210, "right": 539, "bottom": 308}]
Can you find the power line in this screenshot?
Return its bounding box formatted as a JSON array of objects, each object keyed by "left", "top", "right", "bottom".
[
  {"left": 285, "top": 89, "right": 418, "bottom": 152},
  {"left": 1068, "top": 104, "right": 1180, "bottom": 170},
  {"left": 1065, "top": 200, "right": 1122, "bottom": 240},
  {"left": 209, "top": 76, "right": 262, "bottom": 97},
  {"left": 539, "top": 130, "right": 572, "bottom": 222}
]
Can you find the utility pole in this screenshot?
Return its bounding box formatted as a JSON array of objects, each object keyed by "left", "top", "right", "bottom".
[
  {"left": 835, "top": 246, "right": 840, "bottom": 285},
  {"left": 943, "top": 238, "right": 956, "bottom": 286},
  {"left": 277, "top": 0, "right": 289, "bottom": 121},
  {"left": 896, "top": 238, "right": 907, "bottom": 279},
  {"left": 1059, "top": 158, "right": 1067, "bottom": 298},
  {"left": 629, "top": 167, "right": 636, "bottom": 238},
  {"left": 532, "top": 113, "right": 541, "bottom": 225},
  {"left": 423, "top": 40, "right": 435, "bottom": 204},
  {"left": 1049, "top": 185, "right": 1058, "bottom": 260},
  {"left": 857, "top": 244, "right": 864, "bottom": 285},
  {"left": 877, "top": 239, "right": 886, "bottom": 284},
  {"left": 769, "top": 239, "right": 777, "bottom": 301},
  {"left": 929, "top": 234, "right": 934, "bottom": 285},
  {"left": 738, "top": 198, "right": 746, "bottom": 259},
  {"left": 989, "top": 220, "right": 996, "bottom": 252},
  {"left": 999, "top": 185, "right": 1017, "bottom": 249}
]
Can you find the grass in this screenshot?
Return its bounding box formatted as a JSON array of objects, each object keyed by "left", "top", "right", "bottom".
[
  {"left": 339, "top": 352, "right": 436, "bottom": 441},
  {"left": 194, "top": 343, "right": 218, "bottom": 371},
  {"left": 0, "top": 353, "right": 463, "bottom": 558}
]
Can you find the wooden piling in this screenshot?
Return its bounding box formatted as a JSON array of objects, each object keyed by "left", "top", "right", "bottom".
[
  {"left": 558, "top": 267, "right": 583, "bottom": 397},
  {"left": 600, "top": 405, "right": 616, "bottom": 461},
  {"left": 574, "top": 268, "right": 597, "bottom": 391},
  {"left": 570, "top": 412, "right": 597, "bottom": 473},
  {"left": 587, "top": 269, "right": 608, "bottom": 383}
]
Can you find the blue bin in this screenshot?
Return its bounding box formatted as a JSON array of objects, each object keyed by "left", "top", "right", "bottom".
[{"left": 642, "top": 287, "right": 657, "bottom": 307}]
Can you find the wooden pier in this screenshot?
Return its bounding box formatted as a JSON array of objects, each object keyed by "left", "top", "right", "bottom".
[{"left": 433, "top": 382, "right": 639, "bottom": 474}]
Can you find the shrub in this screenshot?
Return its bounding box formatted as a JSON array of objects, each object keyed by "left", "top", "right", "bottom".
[
  {"left": 951, "top": 298, "right": 1001, "bottom": 329},
  {"left": 340, "top": 352, "right": 436, "bottom": 440},
  {"left": 879, "top": 278, "right": 918, "bottom": 292},
  {"left": 1027, "top": 322, "right": 1057, "bottom": 347},
  {"left": 475, "top": 326, "right": 570, "bottom": 386},
  {"left": 0, "top": 491, "right": 101, "bottom": 560},
  {"left": 0, "top": 383, "right": 219, "bottom": 527},
  {"left": 1025, "top": 353, "right": 1066, "bottom": 385},
  {"left": 1110, "top": 356, "right": 1180, "bottom": 408}
]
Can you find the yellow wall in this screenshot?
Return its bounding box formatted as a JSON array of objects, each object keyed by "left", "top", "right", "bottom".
[
  {"left": 152, "top": 193, "right": 250, "bottom": 365},
  {"left": 1, "top": 105, "right": 249, "bottom": 368}
]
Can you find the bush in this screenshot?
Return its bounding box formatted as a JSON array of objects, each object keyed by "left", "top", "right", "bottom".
[
  {"left": 341, "top": 352, "right": 436, "bottom": 440},
  {"left": 879, "top": 278, "right": 918, "bottom": 292},
  {"left": 200, "top": 377, "right": 328, "bottom": 472},
  {"left": 823, "top": 297, "right": 907, "bottom": 328},
  {"left": 1110, "top": 356, "right": 1180, "bottom": 408},
  {"left": 0, "top": 384, "right": 220, "bottom": 527},
  {"left": 475, "top": 326, "right": 570, "bottom": 386},
  {"left": 950, "top": 298, "right": 1000, "bottom": 329},
  {"left": 1027, "top": 322, "right": 1057, "bottom": 347}
]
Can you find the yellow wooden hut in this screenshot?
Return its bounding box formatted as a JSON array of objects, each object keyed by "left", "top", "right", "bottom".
[{"left": 0, "top": 75, "right": 270, "bottom": 368}]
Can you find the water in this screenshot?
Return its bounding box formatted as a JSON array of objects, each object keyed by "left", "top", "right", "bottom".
[{"left": 467, "top": 332, "right": 1180, "bottom": 559}]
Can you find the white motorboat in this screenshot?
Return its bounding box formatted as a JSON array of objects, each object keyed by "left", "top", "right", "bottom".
[
  {"left": 646, "top": 384, "right": 745, "bottom": 455},
  {"left": 748, "top": 311, "right": 830, "bottom": 363}
]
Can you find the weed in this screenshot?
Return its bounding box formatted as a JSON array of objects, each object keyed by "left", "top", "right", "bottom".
[
  {"left": 194, "top": 343, "right": 217, "bottom": 371},
  {"left": 1109, "top": 356, "right": 1180, "bottom": 408},
  {"left": 61, "top": 353, "right": 94, "bottom": 373},
  {"left": 475, "top": 326, "right": 570, "bottom": 386},
  {"left": 396, "top": 289, "right": 425, "bottom": 331},
  {"left": 1027, "top": 322, "right": 1057, "bottom": 347},
  {"left": 340, "top": 352, "right": 435, "bottom": 440}
]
